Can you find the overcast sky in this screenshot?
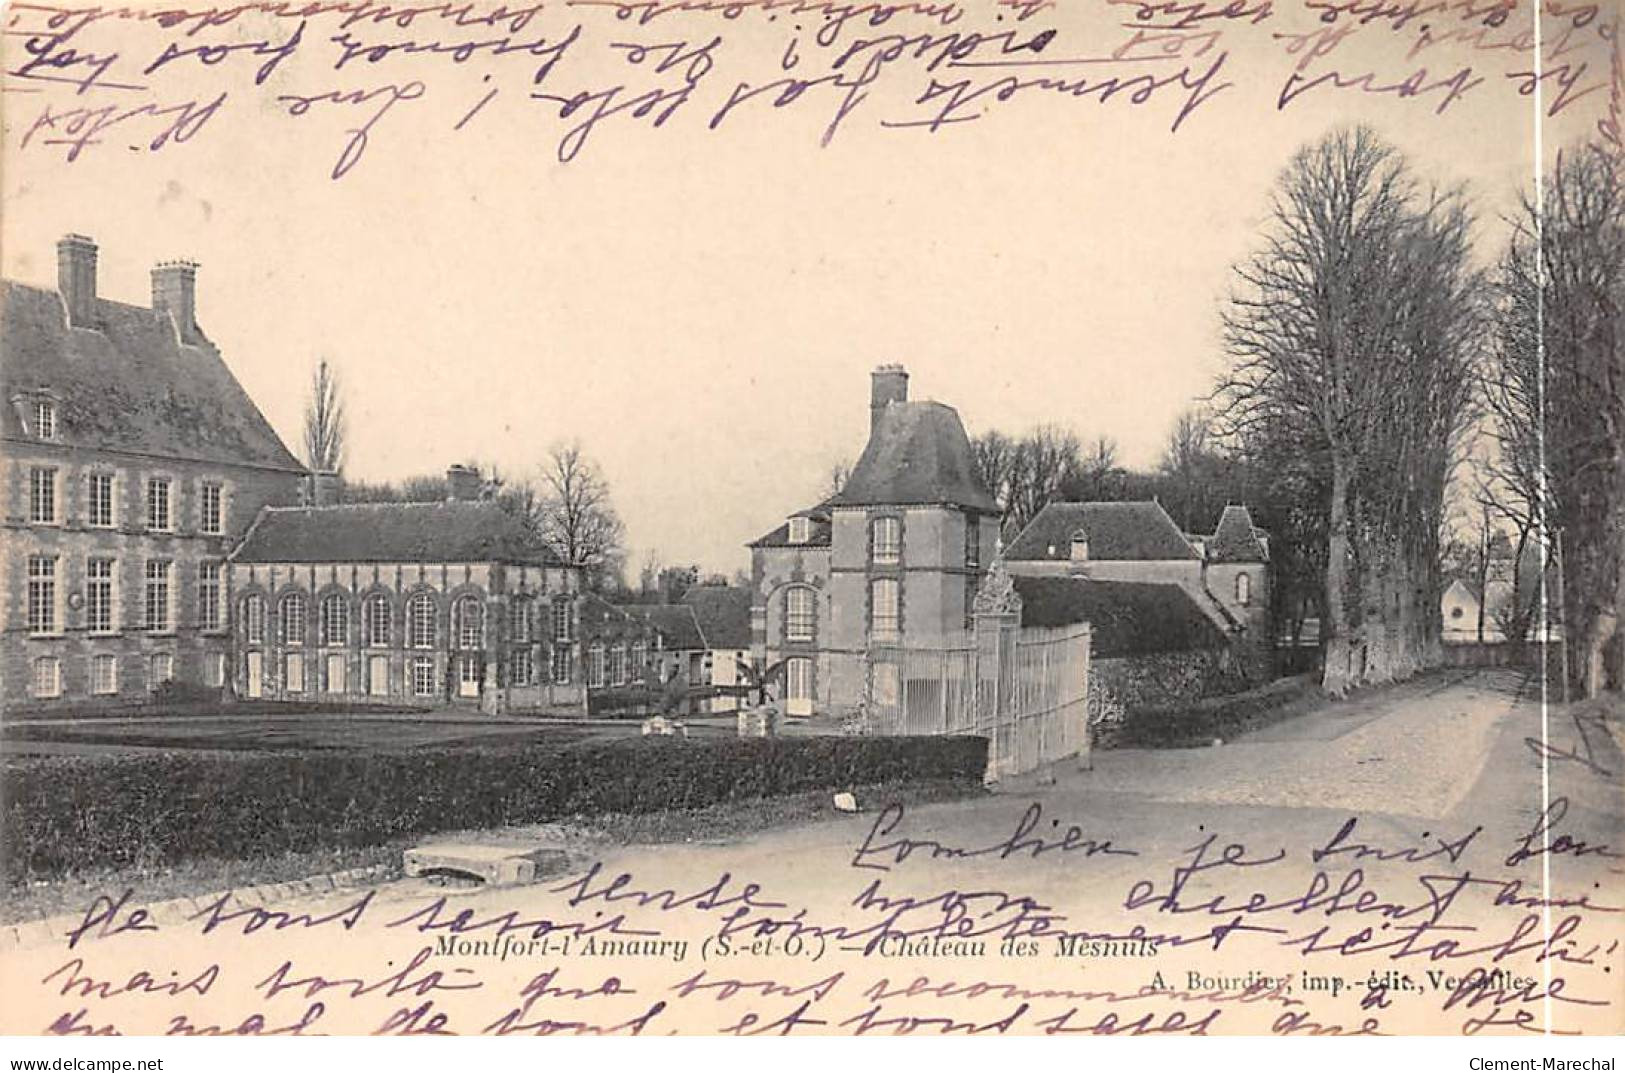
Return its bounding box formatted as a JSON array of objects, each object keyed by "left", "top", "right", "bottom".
[{"left": 4, "top": 0, "right": 1609, "bottom": 575}]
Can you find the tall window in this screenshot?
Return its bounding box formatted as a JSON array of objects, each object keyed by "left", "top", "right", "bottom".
[
  {"left": 785, "top": 587, "right": 815, "bottom": 642},
  {"left": 87, "top": 558, "right": 115, "bottom": 633},
  {"left": 511, "top": 648, "right": 533, "bottom": 686},
  {"left": 91, "top": 654, "right": 118, "bottom": 695},
  {"left": 588, "top": 642, "right": 606, "bottom": 688},
  {"left": 411, "top": 656, "right": 436, "bottom": 697},
  {"left": 29, "top": 467, "right": 56, "bottom": 524},
  {"left": 364, "top": 594, "right": 391, "bottom": 646},
  {"left": 872, "top": 516, "right": 901, "bottom": 564},
  {"left": 965, "top": 514, "right": 981, "bottom": 568},
  {"left": 88, "top": 472, "right": 115, "bottom": 527},
  {"left": 455, "top": 596, "right": 484, "bottom": 649},
  {"left": 145, "top": 559, "right": 171, "bottom": 634},
  {"left": 149, "top": 652, "right": 174, "bottom": 690},
  {"left": 286, "top": 652, "right": 305, "bottom": 692},
  {"left": 320, "top": 594, "right": 350, "bottom": 646},
  {"left": 244, "top": 594, "right": 266, "bottom": 645},
  {"left": 786, "top": 657, "right": 812, "bottom": 701},
  {"left": 198, "top": 563, "right": 222, "bottom": 630},
  {"left": 200, "top": 482, "right": 223, "bottom": 535},
  {"left": 33, "top": 657, "right": 61, "bottom": 699},
  {"left": 1236, "top": 572, "right": 1252, "bottom": 607},
  {"left": 551, "top": 599, "right": 572, "bottom": 643},
  {"left": 279, "top": 592, "right": 305, "bottom": 645},
  {"left": 510, "top": 598, "right": 531, "bottom": 644},
  {"left": 27, "top": 556, "right": 57, "bottom": 635},
  {"left": 870, "top": 578, "right": 900, "bottom": 640},
  {"left": 551, "top": 646, "right": 572, "bottom": 684},
  {"left": 34, "top": 399, "right": 56, "bottom": 440},
  {"left": 408, "top": 593, "right": 437, "bottom": 649},
  {"left": 630, "top": 641, "right": 646, "bottom": 677},
  {"left": 146, "top": 477, "right": 171, "bottom": 531},
  {"left": 608, "top": 644, "right": 626, "bottom": 686}
]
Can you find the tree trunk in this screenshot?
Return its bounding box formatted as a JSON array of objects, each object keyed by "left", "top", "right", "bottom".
[
  {"left": 1323, "top": 458, "right": 1355, "bottom": 697},
  {"left": 1362, "top": 544, "right": 1394, "bottom": 686},
  {"left": 1393, "top": 556, "right": 1419, "bottom": 680}
]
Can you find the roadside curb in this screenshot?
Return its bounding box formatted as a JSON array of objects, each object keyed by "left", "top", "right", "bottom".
[{"left": 0, "top": 861, "right": 397, "bottom": 956}]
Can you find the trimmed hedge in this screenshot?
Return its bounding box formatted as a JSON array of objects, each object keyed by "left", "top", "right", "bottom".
[
  {"left": 1099, "top": 674, "right": 1320, "bottom": 749},
  {"left": 2, "top": 735, "right": 987, "bottom": 882}
]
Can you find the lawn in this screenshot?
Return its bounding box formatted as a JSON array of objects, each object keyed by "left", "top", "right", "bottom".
[{"left": 0, "top": 710, "right": 718, "bottom": 754}]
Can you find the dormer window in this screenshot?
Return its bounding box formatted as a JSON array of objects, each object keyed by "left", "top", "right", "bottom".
[
  {"left": 34, "top": 399, "right": 57, "bottom": 440},
  {"left": 789, "top": 516, "right": 811, "bottom": 544},
  {"left": 1069, "top": 529, "right": 1090, "bottom": 562}
]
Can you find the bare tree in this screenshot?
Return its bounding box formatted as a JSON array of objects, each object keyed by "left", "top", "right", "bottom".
[
  {"left": 534, "top": 441, "right": 626, "bottom": 590},
  {"left": 824, "top": 456, "right": 853, "bottom": 500},
  {"left": 970, "top": 430, "right": 1015, "bottom": 512},
  {"left": 1159, "top": 407, "right": 1216, "bottom": 530},
  {"left": 1005, "top": 425, "right": 1082, "bottom": 537},
  {"left": 1495, "top": 143, "right": 1625, "bottom": 696},
  {"left": 302, "top": 359, "right": 345, "bottom": 474},
  {"left": 1219, "top": 126, "right": 1481, "bottom": 695}
]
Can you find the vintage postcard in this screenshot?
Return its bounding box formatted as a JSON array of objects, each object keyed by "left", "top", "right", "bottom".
[{"left": 1, "top": 0, "right": 1622, "bottom": 1047}]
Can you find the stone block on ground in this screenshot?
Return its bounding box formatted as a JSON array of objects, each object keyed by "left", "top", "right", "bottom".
[{"left": 403, "top": 842, "right": 571, "bottom": 887}]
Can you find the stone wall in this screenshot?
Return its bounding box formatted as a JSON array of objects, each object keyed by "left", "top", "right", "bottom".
[{"left": 3, "top": 448, "right": 302, "bottom": 712}]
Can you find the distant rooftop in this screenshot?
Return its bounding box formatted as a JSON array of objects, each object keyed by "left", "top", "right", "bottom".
[
  {"left": 233, "top": 500, "right": 559, "bottom": 565},
  {"left": 1005, "top": 501, "right": 1200, "bottom": 562}
]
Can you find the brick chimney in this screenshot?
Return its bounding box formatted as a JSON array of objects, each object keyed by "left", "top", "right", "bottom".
[
  {"left": 446, "top": 464, "right": 482, "bottom": 501},
  {"left": 151, "top": 260, "right": 201, "bottom": 344},
  {"left": 870, "top": 363, "right": 909, "bottom": 434},
  {"left": 57, "top": 234, "right": 98, "bottom": 328}
]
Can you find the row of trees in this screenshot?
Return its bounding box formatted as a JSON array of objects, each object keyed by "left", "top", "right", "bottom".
[
  {"left": 1218, "top": 127, "right": 1621, "bottom": 699},
  {"left": 1483, "top": 144, "right": 1624, "bottom": 697}
]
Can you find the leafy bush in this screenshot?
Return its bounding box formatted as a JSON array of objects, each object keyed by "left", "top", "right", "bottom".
[{"left": 2, "top": 735, "right": 987, "bottom": 882}]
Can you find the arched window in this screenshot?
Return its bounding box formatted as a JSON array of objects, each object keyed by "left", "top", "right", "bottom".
[
  {"left": 455, "top": 596, "right": 484, "bottom": 649},
  {"left": 278, "top": 592, "right": 304, "bottom": 645},
  {"left": 320, "top": 594, "right": 349, "bottom": 646},
  {"left": 1236, "top": 572, "right": 1251, "bottom": 607},
  {"left": 785, "top": 587, "right": 815, "bottom": 642},
  {"left": 407, "top": 593, "right": 437, "bottom": 649},
  {"left": 243, "top": 594, "right": 266, "bottom": 645},
  {"left": 872, "top": 516, "right": 901, "bottom": 564},
  {"left": 364, "top": 594, "right": 391, "bottom": 647}
]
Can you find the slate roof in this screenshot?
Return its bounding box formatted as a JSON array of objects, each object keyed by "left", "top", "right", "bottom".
[
  {"left": 1005, "top": 501, "right": 1200, "bottom": 562},
  {"left": 1011, "top": 576, "right": 1229, "bottom": 658},
  {"left": 831, "top": 401, "right": 999, "bottom": 513},
  {"left": 1206, "top": 505, "right": 1269, "bottom": 563},
  {"left": 749, "top": 515, "right": 833, "bottom": 548},
  {"left": 2, "top": 281, "right": 303, "bottom": 472},
  {"left": 624, "top": 604, "right": 707, "bottom": 651},
  {"left": 683, "top": 585, "right": 753, "bottom": 649},
  {"left": 233, "top": 501, "right": 559, "bottom": 564}
]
